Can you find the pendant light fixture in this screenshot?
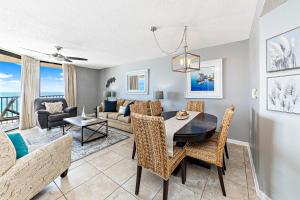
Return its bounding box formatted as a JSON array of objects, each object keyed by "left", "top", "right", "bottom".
[{"left": 151, "top": 26, "right": 200, "bottom": 73}]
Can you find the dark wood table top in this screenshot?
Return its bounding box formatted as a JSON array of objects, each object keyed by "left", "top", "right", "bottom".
[{"left": 162, "top": 111, "right": 218, "bottom": 143}]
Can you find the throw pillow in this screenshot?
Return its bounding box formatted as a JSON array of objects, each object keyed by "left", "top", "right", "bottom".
[
  {"left": 44, "top": 102, "right": 63, "bottom": 113},
  {"left": 7, "top": 133, "right": 29, "bottom": 159},
  {"left": 124, "top": 101, "right": 134, "bottom": 117},
  {"left": 118, "top": 106, "right": 126, "bottom": 114},
  {"left": 116, "top": 99, "right": 125, "bottom": 111},
  {"left": 0, "top": 130, "right": 16, "bottom": 176},
  {"left": 104, "top": 100, "right": 117, "bottom": 112}
]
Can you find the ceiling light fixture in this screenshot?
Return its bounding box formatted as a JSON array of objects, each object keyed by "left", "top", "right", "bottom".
[{"left": 151, "top": 26, "right": 200, "bottom": 73}]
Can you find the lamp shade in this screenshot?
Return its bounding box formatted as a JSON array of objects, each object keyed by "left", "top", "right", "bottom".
[
  {"left": 172, "top": 52, "right": 200, "bottom": 73},
  {"left": 111, "top": 91, "right": 117, "bottom": 97},
  {"left": 104, "top": 91, "right": 111, "bottom": 98},
  {"left": 154, "top": 90, "right": 164, "bottom": 100}
]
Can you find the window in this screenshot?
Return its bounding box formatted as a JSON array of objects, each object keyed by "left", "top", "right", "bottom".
[
  {"left": 40, "top": 66, "right": 64, "bottom": 97},
  {"left": 0, "top": 59, "right": 21, "bottom": 130},
  {"left": 0, "top": 61, "right": 21, "bottom": 97}
]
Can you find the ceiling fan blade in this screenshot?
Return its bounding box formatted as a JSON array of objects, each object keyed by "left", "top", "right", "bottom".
[
  {"left": 66, "top": 56, "right": 88, "bottom": 61},
  {"left": 21, "top": 48, "right": 50, "bottom": 55},
  {"left": 63, "top": 58, "right": 73, "bottom": 62}
]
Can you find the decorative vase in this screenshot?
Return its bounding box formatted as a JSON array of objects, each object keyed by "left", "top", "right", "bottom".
[{"left": 81, "top": 106, "right": 87, "bottom": 119}]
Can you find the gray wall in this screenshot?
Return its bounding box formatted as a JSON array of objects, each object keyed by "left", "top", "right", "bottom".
[
  {"left": 98, "top": 40, "right": 251, "bottom": 142},
  {"left": 249, "top": 0, "right": 300, "bottom": 199},
  {"left": 76, "top": 66, "right": 100, "bottom": 115}
]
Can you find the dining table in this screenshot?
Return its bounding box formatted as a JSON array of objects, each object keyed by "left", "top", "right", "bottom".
[
  {"left": 162, "top": 111, "right": 218, "bottom": 144},
  {"left": 162, "top": 111, "right": 218, "bottom": 170}
]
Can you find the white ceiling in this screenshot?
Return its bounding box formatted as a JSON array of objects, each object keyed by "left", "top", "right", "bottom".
[{"left": 0, "top": 0, "right": 258, "bottom": 69}]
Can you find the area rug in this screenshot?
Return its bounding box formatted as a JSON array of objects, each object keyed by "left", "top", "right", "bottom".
[{"left": 25, "top": 126, "right": 129, "bottom": 162}]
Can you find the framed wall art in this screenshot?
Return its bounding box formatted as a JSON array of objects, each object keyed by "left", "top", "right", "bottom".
[
  {"left": 267, "top": 74, "right": 300, "bottom": 114},
  {"left": 266, "top": 26, "right": 300, "bottom": 72},
  {"left": 185, "top": 59, "right": 223, "bottom": 99}
]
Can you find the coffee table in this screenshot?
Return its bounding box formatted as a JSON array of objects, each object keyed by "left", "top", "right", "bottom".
[{"left": 63, "top": 116, "right": 108, "bottom": 146}]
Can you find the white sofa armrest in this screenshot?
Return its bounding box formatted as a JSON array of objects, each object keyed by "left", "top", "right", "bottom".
[{"left": 0, "top": 134, "right": 72, "bottom": 200}]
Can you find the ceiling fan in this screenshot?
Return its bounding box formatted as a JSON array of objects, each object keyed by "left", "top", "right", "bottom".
[{"left": 22, "top": 46, "right": 88, "bottom": 62}]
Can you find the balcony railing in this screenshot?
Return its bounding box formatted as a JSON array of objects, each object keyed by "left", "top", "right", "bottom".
[{"left": 0, "top": 95, "right": 64, "bottom": 131}]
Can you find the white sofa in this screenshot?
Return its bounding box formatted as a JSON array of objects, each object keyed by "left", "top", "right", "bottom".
[{"left": 0, "top": 130, "right": 72, "bottom": 200}]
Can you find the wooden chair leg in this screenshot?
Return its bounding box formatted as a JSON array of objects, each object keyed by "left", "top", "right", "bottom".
[
  {"left": 223, "top": 154, "right": 226, "bottom": 171},
  {"left": 163, "top": 179, "right": 169, "bottom": 200},
  {"left": 132, "top": 142, "right": 136, "bottom": 159},
  {"left": 217, "top": 166, "right": 226, "bottom": 196},
  {"left": 135, "top": 165, "right": 142, "bottom": 195},
  {"left": 225, "top": 143, "right": 229, "bottom": 159},
  {"left": 181, "top": 158, "right": 187, "bottom": 184}
]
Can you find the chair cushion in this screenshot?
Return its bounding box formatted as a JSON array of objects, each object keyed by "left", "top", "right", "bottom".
[
  {"left": 0, "top": 130, "right": 16, "bottom": 176},
  {"left": 7, "top": 133, "right": 29, "bottom": 159},
  {"left": 104, "top": 100, "right": 117, "bottom": 112},
  {"left": 44, "top": 102, "right": 63, "bottom": 114},
  {"left": 108, "top": 112, "right": 121, "bottom": 120},
  {"left": 117, "top": 115, "right": 131, "bottom": 123},
  {"left": 185, "top": 140, "right": 219, "bottom": 166},
  {"left": 48, "top": 113, "right": 70, "bottom": 122}
]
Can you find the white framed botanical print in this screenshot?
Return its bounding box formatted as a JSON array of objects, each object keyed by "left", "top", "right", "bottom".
[
  {"left": 267, "top": 74, "right": 300, "bottom": 114},
  {"left": 266, "top": 26, "right": 300, "bottom": 72},
  {"left": 185, "top": 59, "right": 223, "bottom": 99}
]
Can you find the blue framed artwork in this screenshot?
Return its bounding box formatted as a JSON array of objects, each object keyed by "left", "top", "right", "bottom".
[{"left": 185, "top": 59, "right": 223, "bottom": 99}]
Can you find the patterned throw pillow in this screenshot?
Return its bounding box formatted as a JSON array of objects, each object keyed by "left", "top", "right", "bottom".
[
  {"left": 44, "top": 102, "right": 63, "bottom": 114},
  {"left": 118, "top": 106, "right": 126, "bottom": 114}
]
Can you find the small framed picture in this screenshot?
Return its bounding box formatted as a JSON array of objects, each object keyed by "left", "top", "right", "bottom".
[
  {"left": 266, "top": 26, "right": 300, "bottom": 72},
  {"left": 267, "top": 74, "right": 300, "bottom": 114}
]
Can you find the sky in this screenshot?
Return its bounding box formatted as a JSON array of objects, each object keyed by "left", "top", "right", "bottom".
[{"left": 0, "top": 61, "right": 64, "bottom": 94}]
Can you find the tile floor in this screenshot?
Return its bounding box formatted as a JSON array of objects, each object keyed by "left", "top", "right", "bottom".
[{"left": 22, "top": 127, "right": 258, "bottom": 200}]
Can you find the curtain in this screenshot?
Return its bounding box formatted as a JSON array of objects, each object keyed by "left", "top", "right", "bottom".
[
  {"left": 63, "top": 64, "right": 77, "bottom": 107},
  {"left": 19, "top": 56, "right": 40, "bottom": 130}
]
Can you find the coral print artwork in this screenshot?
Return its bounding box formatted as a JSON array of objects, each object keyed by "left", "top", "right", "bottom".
[
  {"left": 266, "top": 27, "right": 300, "bottom": 72},
  {"left": 267, "top": 74, "right": 300, "bottom": 114}
]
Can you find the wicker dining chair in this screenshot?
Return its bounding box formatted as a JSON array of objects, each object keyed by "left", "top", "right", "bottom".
[
  {"left": 186, "top": 101, "right": 204, "bottom": 113},
  {"left": 149, "top": 100, "right": 163, "bottom": 116},
  {"left": 131, "top": 113, "right": 186, "bottom": 200},
  {"left": 130, "top": 102, "right": 150, "bottom": 160},
  {"left": 185, "top": 107, "right": 235, "bottom": 196},
  {"left": 210, "top": 105, "right": 236, "bottom": 161}
]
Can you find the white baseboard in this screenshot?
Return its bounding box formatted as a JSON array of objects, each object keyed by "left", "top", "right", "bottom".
[{"left": 227, "top": 139, "right": 272, "bottom": 200}]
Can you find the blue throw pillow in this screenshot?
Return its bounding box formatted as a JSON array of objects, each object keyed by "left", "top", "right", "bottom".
[
  {"left": 7, "top": 133, "right": 29, "bottom": 159},
  {"left": 104, "top": 100, "right": 117, "bottom": 112},
  {"left": 124, "top": 101, "right": 134, "bottom": 117}
]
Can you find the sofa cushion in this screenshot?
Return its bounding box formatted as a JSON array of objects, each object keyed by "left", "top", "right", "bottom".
[
  {"left": 116, "top": 99, "right": 125, "bottom": 111},
  {"left": 124, "top": 101, "right": 135, "bottom": 117},
  {"left": 123, "top": 100, "right": 131, "bottom": 107},
  {"left": 7, "top": 133, "right": 29, "bottom": 159},
  {"left": 0, "top": 130, "right": 16, "bottom": 176},
  {"left": 104, "top": 100, "right": 117, "bottom": 112},
  {"left": 117, "top": 115, "right": 131, "bottom": 123},
  {"left": 108, "top": 113, "right": 122, "bottom": 120},
  {"left": 99, "top": 112, "right": 111, "bottom": 118},
  {"left": 48, "top": 113, "right": 70, "bottom": 122}
]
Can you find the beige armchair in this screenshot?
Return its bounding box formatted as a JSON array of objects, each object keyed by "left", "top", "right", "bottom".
[{"left": 0, "top": 130, "right": 72, "bottom": 200}]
